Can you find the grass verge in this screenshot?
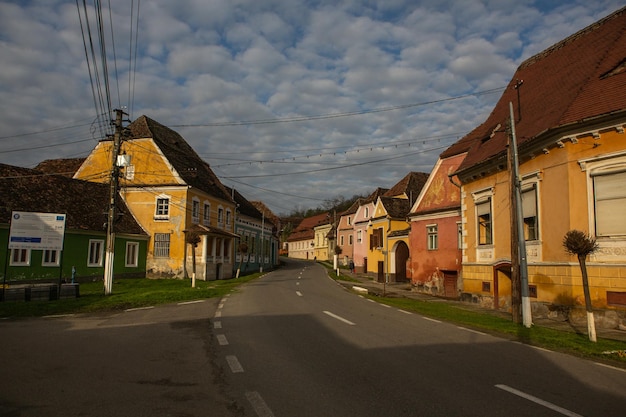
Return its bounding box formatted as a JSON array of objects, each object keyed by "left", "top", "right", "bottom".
[{"left": 0, "top": 274, "right": 260, "bottom": 318}]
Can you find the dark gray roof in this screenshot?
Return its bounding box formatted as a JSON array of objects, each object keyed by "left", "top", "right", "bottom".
[{"left": 0, "top": 163, "right": 146, "bottom": 236}]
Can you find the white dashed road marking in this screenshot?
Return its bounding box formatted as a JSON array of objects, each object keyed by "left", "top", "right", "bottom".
[
  {"left": 323, "top": 311, "right": 355, "bottom": 326},
  {"left": 495, "top": 384, "right": 583, "bottom": 417}
]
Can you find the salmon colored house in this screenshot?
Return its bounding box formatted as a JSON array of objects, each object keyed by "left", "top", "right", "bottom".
[
  {"left": 75, "top": 116, "right": 238, "bottom": 280},
  {"left": 408, "top": 153, "right": 466, "bottom": 298}
]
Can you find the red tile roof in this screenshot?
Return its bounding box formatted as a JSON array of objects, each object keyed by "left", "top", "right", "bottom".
[{"left": 445, "top": 6, "right": 626, "bottom": 177}]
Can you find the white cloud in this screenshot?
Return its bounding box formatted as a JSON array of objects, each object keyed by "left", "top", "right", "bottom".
[{"left": 0, "top": 0, "right": 623, "bottom": 214}]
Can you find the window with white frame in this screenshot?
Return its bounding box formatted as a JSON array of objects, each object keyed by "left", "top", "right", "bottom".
[
  {"left": 365, "top": 207, "right": 369, "bottom": 218},
  {"left": 522, "top": 184, "right": 539, "bottom": 241},
  {"left": 476, "top": 198, "right": 493, "bottom": 245},
  {"left": 10, "top": 249, "right": 30, "bottom": 266},
  {"left": 457, "top": 222, "right": 463, "bottom": 250},
  {"left": 226, "top": 209, "right": 232, "bottom": 226},
  {"left": 347, "top": 216, "right": 351, "bottom": 225},
  {"left": 155, "top": 196, "right": 170, "bottom": 220},
  {"left": 42, "top": 250, "right": 60, "bottom": 266},
  {"left": 192, "top": 199, "right": 200, "bottom": 224},
  {"left": 427, "top": 224, "right": 438, "bottom": 250},
  {"left": 218, "top": 207, "right": 224, "bottom": 225},
  {"left": 349, "top": 234, "right": 353, "bottom": 245},
  {"left": 593, "top": 169, "right": 626, "bottom": 237},
  {"left": 154, "top": 233, "right": 171, "bottom": 258},
  {"left": 125, "top": 242, "right": 139, "bottom": 267},
  {"left": 203, "top": 202, "right": 211, "bottom": 226},
  {"left": 340, "top": 235, "right": 344, "bottom": 246},
  {"left": 88, "top": 239, "right": 104, "bottom": 267},
  {"left": 357, "top": 229, "right": 362, "bottom": 243}
]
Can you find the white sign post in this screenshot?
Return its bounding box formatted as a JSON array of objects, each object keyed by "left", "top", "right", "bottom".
[{"left": 9, "top": 211, "right": 66, "bottom": 250}]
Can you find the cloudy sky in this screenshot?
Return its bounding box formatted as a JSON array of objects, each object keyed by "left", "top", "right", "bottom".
[{"left": 0, "top": 0, "right": 623, "bottom": 215}]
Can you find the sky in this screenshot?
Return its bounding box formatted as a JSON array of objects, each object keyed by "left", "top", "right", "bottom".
[{"left": 0, "top": 0, "right": 623, "bottom": 215}]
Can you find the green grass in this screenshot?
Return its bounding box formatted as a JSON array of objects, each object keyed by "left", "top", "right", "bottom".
[
  {"left": 370, "top": 295, "right": 626, "bottom": 367},
  {"left": 0, "top": 274, "right": 260, "bottom": 318}
]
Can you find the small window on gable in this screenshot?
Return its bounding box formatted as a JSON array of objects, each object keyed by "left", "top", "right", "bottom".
[{"left": 155, "top": 195, "right": 170, "bottom": 220}]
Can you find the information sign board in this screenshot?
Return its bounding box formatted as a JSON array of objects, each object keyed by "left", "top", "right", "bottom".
[{"left": 8, "top": 211, "right": 66, "bottom": 250}]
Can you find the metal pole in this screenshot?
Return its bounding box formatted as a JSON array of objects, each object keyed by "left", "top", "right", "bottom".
[{"left": 509, "top": 102, "right": 532, "bottom": 328}]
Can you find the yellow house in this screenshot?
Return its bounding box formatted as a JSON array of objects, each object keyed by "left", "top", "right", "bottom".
[
  {"left": 314, "top": 222, "right": 332, "bottom": 261},
  {"left": 367, "top": 172, "right": 428, "bottom": 282},
  {"left": 75, "top": 116, "right": 237, "bottom": 279},
  {"left": 451, "top": 8, "right": 626, "bottom": 318}
]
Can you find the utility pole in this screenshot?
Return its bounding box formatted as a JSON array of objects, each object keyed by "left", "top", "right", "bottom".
[
  {"left": 509, "top": 102, "right": 532, "bottom": 328},
  {"left": 260, "top": 210, "right": 264, "bottom": 273},
  {"left": 103, "top": 109, "right": 126, "bottom": 295}
]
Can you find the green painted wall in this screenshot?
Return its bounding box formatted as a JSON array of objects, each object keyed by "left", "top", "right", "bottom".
[{"left": 0, "top": 228, "right": 147, "bottom": 283}]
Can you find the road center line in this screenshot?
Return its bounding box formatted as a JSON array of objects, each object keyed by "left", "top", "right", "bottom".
[
  {"left": 245, "top": 391, "right": 275, "bottom": 417},
  {"left": 495, "top": 384, "right": 583, "bottom": 417},
  {"left": 296, "top": 291, "right": 303, "bottom": 297},
  {"left": 323, "top": 310, "right": 355, "bottom": 326},
  {"left": 216, "top": 334, "right": 229, "bottom": 346},
  {"left": 226, "top": 355, "right": 244, "bottom": 373}
]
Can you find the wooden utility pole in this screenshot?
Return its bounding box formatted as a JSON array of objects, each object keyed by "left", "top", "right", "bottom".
[
  {"left": 509, "top": 102, "right": 532, "bottom": 328},
  {"left": 103, "top": 109, "right": 125, "bottom": 295}
]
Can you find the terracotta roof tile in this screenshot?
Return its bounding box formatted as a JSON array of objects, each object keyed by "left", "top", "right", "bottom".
[{"left": 447, "top": 6, "right": 626, "bottom": 175}]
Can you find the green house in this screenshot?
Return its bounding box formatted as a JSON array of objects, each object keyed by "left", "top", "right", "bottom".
[{"left": 0, "top": 163, "right": 148, "bottom": 286}]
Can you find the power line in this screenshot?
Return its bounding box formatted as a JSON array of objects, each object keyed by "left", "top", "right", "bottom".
[{"left": 172, "top": 87, "right": 505, "bottom": 128}]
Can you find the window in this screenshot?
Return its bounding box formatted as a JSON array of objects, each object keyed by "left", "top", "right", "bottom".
[
  {"left": 155, "top": 196, "right": 170, "bottom": 220},
  {"left": 203, "top": 203, "right": 211, "bottom": 226},
  {"left": 427, "top": 225, "right": 438, "bottom": 250},
  {"left": 370, "top": 228, "right": 383, "bottom": 249},
  {"left": 125, "top": 242, "right": 139, "bottom": 267},
  {"left": 364, "top": 207, "right": 369, "bottom": 218},
  {"left": 10, "top": 249, "right": 30, "bottom": 266},
  {"left": 457, "top": 222, "right": 463, "bottom": 250},
  {"left": 593, "top": 170, "right": 626, "bottom": 237},
  {"left": 347, "top": 216, "right": 351, "bottom": 225},
  {"left": 218, "top": 207, "right": 224, "bottom": 225},
  {"left": 226, "top": 209, "right": 232, "bottom": 226},
  {"left": 154, "top": 233, "right": 171, "bottom": 258},
  {"left": 340, "top": 235, "right": 344, "bottom": 246},
  {"left": 349, "top": 235, "right": 353, "bottom": 245},
  {"left": 192, "top": 199, "right": 200, "bottom": 224},
  {"left": 357, "top": 229, "right": 362, "bottom": 243},
  {"left": 42, "top": 250, "right": 60, "bottom": 266},
  {"left": 88, "top": 240, "right": 104, "bottom": 267},
  {"left": 476, "top": 199, "right": 493, "bottom": 245},
  {"left": 522, "top": 185, "right": 539, "bottom": 241}
]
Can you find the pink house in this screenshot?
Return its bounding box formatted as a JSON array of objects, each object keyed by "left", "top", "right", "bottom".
[
  {"left": 408, "top": 153, "right": 466, "bottom": 298},
  {"left": 352, "top": 188, "right": 388, "bottom": 274}
]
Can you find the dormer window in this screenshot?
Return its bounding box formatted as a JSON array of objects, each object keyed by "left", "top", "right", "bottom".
[{"left": 155, "top": 195, "right": 170, "bottom": 220}]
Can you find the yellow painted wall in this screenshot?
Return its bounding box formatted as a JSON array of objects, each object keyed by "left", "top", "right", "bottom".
[{"left": 461, "top": 128, "right": 626, "bottom": 309}]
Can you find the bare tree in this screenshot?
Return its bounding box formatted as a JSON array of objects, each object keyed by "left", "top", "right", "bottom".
[{"left": 563, "top": 230, "right": 599, "bottom": 342}]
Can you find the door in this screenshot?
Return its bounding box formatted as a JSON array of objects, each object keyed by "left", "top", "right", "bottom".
[{"left": 394, "top": 242, "right": 409, "bottom": 283}]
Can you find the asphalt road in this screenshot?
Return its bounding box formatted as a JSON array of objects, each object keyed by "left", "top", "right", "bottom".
[
  {"left": 215, "top": 259, "right": 626, "bottom": 417},
  {"left": 0, "top": 298, "right": 236, "bottom": 417},
  {"left": 1, "top": 259, "right": 625, "bottom": 417}
]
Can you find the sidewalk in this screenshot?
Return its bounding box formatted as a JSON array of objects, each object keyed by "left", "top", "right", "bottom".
[{"left": 335, "top": 270, "right": 626, "bottom": 343}]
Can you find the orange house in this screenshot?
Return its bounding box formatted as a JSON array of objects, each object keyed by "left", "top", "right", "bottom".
[{"left": 75, "top": 116, "right": 237, "bottom": 279}]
